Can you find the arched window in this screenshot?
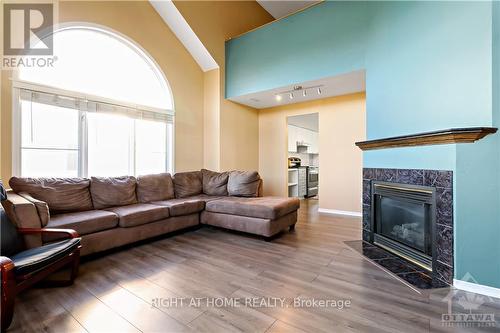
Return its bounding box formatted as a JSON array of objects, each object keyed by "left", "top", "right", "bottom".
[{"left": 14, "top": 25, "right": 174, "bottom": 177}]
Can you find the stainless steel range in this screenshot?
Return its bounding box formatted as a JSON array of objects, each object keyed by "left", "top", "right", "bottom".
[{"left": 305, "top": 166, "right": 318, "bottom": 198}]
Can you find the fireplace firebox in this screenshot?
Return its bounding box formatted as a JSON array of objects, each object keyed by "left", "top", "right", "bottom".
[{"left": 370, "top": 181, "right": 436, "bottom": 271}]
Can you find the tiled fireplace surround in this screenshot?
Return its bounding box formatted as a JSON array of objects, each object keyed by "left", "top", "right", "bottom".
[{"left": 362, "top": 168, "right": 454, "bottom": 286}]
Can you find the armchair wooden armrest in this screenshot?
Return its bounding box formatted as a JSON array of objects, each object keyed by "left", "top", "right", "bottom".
[
  {"left": 0, "top": 256, "right": 15, "bottom": 272},
  {"left": 17, "top": 228, "right": 79, "bottom": 239},
  {"left": 0, "top": 256, "right": 15, "bottom": 287},
  {"left": 1, "top": 256, "right": 16, "bottom": 331}
]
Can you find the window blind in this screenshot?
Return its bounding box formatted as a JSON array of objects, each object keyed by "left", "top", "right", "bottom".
[{"left": 19, "top": 89, "right": 174, "bottom": 123}]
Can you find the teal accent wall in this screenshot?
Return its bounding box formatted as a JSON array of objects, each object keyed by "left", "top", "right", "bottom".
[
  {"left": 225, "top": 1, "right": 367, "bottom": 97},
  {"left": 364, "top": 1, "right": 492, "bottom": 139},
  {"left": 363, "top": 145, "right": 456, "bottom": 171},
  {"left": 226, "top": 1, "right": 500, "bottom": 288},
  {"left": 455, "top": 137, "right": 500, "bottom": 288},
  {"left": 452, "top": 0, "right": 500, "bottom": 289}
]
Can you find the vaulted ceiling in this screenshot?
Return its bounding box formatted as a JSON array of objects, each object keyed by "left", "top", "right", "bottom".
[{"left": 256, "top": 0, "right": 321, "bottom": 19}]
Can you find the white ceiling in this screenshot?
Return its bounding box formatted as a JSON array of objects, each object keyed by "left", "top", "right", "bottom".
[
  {"left": 228, "top": 70, "right": 366, "bottom": 109},
  {"left": 288, "top": 113, "right": 319, "bottom": 132},
  {"left": 257, "top": 0, "right": 322, "bottom": 19},
  {"left": 150, "top": 0, "right": 218, "bottom": 72}
]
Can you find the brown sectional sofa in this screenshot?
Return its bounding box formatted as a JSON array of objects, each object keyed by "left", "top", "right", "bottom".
[{"left": 2, "top": 170, "right": 299, "bottom": 256}]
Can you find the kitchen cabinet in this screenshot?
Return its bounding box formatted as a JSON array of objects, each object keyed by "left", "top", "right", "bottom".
[
  {"left": 288, "top": 168, "right": 307, "bottom": 198},
  {"left": 302, "top": 128, "right": 312, "bottom": 146},
  {"left": 309, "top": 131, "right": 319, "bottom": 154},
  {"left": 288, "top": 125, "right": 319, "bottom": 154}
]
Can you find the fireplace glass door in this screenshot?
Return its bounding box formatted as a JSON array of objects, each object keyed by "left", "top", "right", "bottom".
[
  {"left": 371, "top": 181, "right": 435, "bottom": 270},
  {"left": 377, "top": 197, "right": 426, "bottom": 252}
]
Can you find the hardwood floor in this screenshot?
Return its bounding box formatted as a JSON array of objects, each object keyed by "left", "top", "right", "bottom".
[{"left": 8, "top": 199, "right": 500, "bottom": 332}]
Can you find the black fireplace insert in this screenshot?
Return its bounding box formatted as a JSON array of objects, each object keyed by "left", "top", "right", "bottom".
[{"left": 370, "top": 181, "right": 436, "bottom": 271}]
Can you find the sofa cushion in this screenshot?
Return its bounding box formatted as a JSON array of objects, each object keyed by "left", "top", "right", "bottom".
[
  {"left": 205, "top": 197, "right": 300, "bottom": 220},
  {"left": 184, "top": 194, "right": 226, "bottom": 203},
  {"left": 105, "top": 203, "right": 169, "bottom": 228},
  {"left": 136, "top": 173, "right": 175, "bottom": 203},
  {"left": 47, "top": 210, "right": 119, "bottom": 236},
  {"left": 151, "top": 198, "right": 205, "bottom": 216},
  {"left": 18, "top": 192, "right": 50, "bottom": 227},
  {"left": 90, "top": 176, "right": 137, "bottom": 209},
  {"left": 9, "top": 177, "right": 93, "bottom": 213},
  {"left": 227, "top": 171, "right": 261, "bottom": 197},
  {"left": 173, "top": 171, "right": 202, "bottom": 198},
  {"left": 201, "top": 169, "right": 229, "bottom": 196}
]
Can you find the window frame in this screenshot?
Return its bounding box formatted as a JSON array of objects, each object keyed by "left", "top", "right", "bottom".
[{"left": 12, "top": 23, "right": 176, "bottom": 177}]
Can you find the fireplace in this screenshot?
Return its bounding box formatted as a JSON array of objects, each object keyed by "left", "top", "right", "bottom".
[
  {"left": 362, "top": 168, "right": 454, "bottom": 286},
  {"left": 370, "top": 181, "right": 436, "bottom": 271}
]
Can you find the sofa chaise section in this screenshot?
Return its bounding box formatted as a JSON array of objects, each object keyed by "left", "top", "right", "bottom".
[
  {"left": 201, "top": 211, "right": 297, "bottom": 239},
  {"left": 202, "top": 196, "right": 300, "bottom": 238},
  {"left": 204, "top": 197, "right": 300, "bottom": 220}
]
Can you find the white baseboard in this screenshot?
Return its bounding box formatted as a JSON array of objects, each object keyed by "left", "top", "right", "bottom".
[
  {"left": 318, "top": 208, "right": 362, "bottom": 217},
  {"left": 453, "top": 279, "right": 500, "bottom": 299}
]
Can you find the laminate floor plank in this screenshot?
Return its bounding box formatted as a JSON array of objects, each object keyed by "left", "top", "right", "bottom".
[
  {"left": 10, "top": 199, "right": 500, "bottom": 333},
  {"left": 9, "top": 289, "right": 87, "bottom": 333}
]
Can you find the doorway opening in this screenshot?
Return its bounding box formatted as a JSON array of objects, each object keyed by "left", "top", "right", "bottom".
[{"left": 287, "top": 113, "right": 319, "bottom": 201}]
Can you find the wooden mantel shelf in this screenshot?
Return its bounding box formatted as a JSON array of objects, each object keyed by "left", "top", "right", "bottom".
[{"left": 355, "top": 127, "right": 498, "bottom": 151}]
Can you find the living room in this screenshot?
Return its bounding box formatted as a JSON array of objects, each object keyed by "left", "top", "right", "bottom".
[{"left": 1, "top": 1, "right": 499, "bottom": 332}]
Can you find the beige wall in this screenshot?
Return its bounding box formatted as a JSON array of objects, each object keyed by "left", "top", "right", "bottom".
[
  {"left": 203, "top": 69, "right": 220, "bottom": 170},
  {"left": 0, "top": 1, "right": 205, "bottom": 183},
  {"left": 220, "top": 97, "right": 259, "bottom": 170},
  {"left": 1, "top": 69, "right": 13, "bottom": 183},
  {"left": 174, "top": 1, "right": 273, "bottom": 171},
  {"left": 259, "top": 93, "right": 366, "bottom": 214}
]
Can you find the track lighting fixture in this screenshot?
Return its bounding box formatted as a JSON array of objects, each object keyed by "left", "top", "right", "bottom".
[{"left": 275, "top": 85, "right": 323, "bottom": 103}]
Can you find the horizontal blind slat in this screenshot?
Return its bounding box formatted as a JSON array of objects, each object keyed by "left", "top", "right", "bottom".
[
  {"left": 19, "top": 88, "right": 173, "bottom": 123},
  {"left": 20, "top": 89, "right": 80, "bottom": 110}
]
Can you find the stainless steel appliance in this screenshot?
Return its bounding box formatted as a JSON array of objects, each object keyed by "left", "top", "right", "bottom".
[{"left": 306, "top": 166, "right": 319, "bottom": 198}]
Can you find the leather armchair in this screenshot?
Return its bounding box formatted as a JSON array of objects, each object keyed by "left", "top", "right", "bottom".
[{"left": 0, "top": 182, "right": 81, "bottom": 331}]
